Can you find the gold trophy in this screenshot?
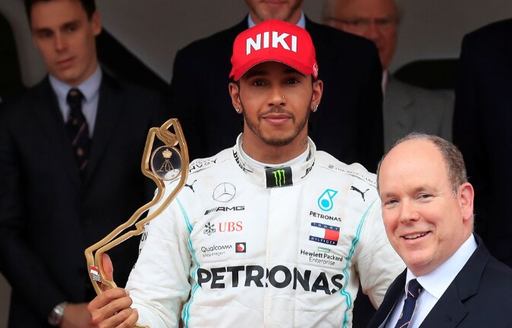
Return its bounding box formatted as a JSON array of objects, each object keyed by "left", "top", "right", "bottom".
[{"left": 84, "top": 118, "right": 189, "bottom": 297}]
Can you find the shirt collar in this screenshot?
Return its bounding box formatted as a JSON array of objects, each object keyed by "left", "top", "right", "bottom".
[
  {"left": 49, "top": 66, "right": 102, "bottom": 103},
  {"left": 405, "top": 234, "right": 478, "bottom": 299},
  {"left": 247, "top": 11, "right": 306, "bottom": 29},
  {"left": 232, "top": 133, "right": 315, "bottom": 188}
]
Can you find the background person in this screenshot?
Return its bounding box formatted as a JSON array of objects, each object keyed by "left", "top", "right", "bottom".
[
  {"left": 453, "top": 19, "right": 512, "bottom": 268},
  {"left": 0, "top": 0, "right": 166, "bottom": 326},
  {"left": 169, "top": 0, "right": 384, "bottom": 172}
]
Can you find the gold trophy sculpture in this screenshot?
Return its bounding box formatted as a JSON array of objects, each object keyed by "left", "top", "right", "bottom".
[{"left": 84, "top": 118, "right": 189, "bottom": 298}]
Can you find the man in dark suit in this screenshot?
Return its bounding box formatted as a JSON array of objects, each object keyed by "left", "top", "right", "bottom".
[
  {"left": 0, "top": 0, "right": 166, "bottom": 327},
  {"left": 369, "top": 133, "right": 512, "bottom": 328},
  {"left": 453, "top": 19, "right": 512, "bottom": 268},
  {"left": 169, "top": 0, "right": 383, "bottom": 171}
]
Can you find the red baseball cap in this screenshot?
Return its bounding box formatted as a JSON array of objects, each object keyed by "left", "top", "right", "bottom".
[{"left": 229, "top": 19, "right": 319, "bottom": 81}]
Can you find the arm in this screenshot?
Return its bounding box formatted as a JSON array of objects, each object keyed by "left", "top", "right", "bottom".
[
  {"left": 0, "top": 110, "right": 67, "bottom": 322},
  {"left": 356, "top": 199, "right": 404, "bottom": 307},
  {"left": 125, "top": 191, "right": 193, "bottom": 327}
]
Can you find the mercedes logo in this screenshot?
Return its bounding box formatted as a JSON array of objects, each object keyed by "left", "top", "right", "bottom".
[{"left": 212, "top": 182, "right": 236, "bottom": 202}]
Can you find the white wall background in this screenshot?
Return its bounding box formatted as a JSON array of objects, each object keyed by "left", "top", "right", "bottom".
[{"left": 0, "top": 0, "right": 511, "bottom": 326}]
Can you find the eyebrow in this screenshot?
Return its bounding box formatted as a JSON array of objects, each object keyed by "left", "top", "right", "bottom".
[{"left": 33, "top": 19, "right": 81, "bottom": 34}]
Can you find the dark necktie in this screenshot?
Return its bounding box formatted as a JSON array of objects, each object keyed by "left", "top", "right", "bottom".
[
  {"left": 394, "top": 279, "right": 423, "bottom": 328},
  {"left": 66, "top": 88, "right": 90, "bottom": 174}
]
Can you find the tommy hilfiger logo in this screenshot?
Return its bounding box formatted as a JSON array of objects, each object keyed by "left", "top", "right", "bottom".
[{"left": 309, "top": 222, "right": 340, "bottom": 246}]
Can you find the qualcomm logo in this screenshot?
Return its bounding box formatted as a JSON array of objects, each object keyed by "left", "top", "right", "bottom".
[{"left": 317, "top": 189, "right": 338, "bottom": 212}]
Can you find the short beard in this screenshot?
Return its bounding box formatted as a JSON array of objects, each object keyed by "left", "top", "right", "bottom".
[{"left": 241, "top": 104, "right": 309, "bottom": 147}]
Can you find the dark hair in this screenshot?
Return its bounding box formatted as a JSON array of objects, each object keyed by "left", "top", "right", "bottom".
[
  {"left": 24, "top": 0, "right": 96, "bottom": 22},
  {"left": 377, "top": 133, "right": 468, "bottom": 193}
]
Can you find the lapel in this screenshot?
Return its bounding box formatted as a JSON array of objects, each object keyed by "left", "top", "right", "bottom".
[
  {"left": 369, "top": 271, "right": 406, "bottom": 328},
  {"left": 420, "top": 236, "right": 490, "bottom": 328},
  {"left": 83, "top": 73, "right": 123, "bottom": 184},
  {"left": 384, "top": 77, "right": 415, "bottom": 135},
  {"left": 32, "top": 78, "right": 81, "bottom": 186}
]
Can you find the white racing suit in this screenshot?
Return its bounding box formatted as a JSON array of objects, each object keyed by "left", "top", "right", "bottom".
[{"left": 126, "top": 137, "right": 404, "bottom": 328}]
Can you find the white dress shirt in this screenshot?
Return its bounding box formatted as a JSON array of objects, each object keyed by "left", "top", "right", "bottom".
[
  {"left": 49, "top": 67, "right": 102, "bottom": 137},
  {"left": 248, "top": 11, "right": 306, "bottom": 29}
]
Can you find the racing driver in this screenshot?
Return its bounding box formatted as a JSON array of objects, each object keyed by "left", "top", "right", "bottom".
[{"left": 88, "top": 19, "right": 404, "bottom": 327}]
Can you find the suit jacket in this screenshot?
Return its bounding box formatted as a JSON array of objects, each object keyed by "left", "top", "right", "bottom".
[
  {"left": 384, "top": 77, "right": 453, "bottom": 150},
  {"left": 0, "top": 73, "right": 167, "bottom": 327},
  {"left": 169, "top": 17, "right": 383, "bottom": 171},
  {"left": 453, "top": 19, "right": 512, "bottom": 267},
  {"left": 368, "top": 236, "right": 512, "bottom": 328}
]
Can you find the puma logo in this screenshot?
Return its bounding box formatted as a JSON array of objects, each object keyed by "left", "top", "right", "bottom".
[
  {"left": 185, "top": 179, "right": 198, "bottom": 193},
  {"left": 350, "top": 186, "right": 369, "bottom": 201}
]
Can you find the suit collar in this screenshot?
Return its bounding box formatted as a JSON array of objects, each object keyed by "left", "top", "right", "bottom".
[
  {"left": 420, "top": 235, "right": 490, "bottom": 327},
  {"left": 82, "top": 73, "right": 124, "bottom": 184},
  {"left": 385, "top": 77, "right": 414, "bottom": 112},
  {"left": 369, "top": 271, "right": 406, "bottom": 328},
  {"left": 33, "top": 78, "right": 81, "bottom": 186}
]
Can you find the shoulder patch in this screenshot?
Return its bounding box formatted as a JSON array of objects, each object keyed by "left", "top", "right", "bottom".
[
  {"left": 189, "top": 157, "right": 218, "bottom": 174},
  {"left": 316, "top": 151, "right": 377, "bottom": 188}
]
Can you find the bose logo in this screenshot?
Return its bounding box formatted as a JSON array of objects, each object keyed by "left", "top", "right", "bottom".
[{"left": 246, "top": 32, "right": 298, "bottom": 55}]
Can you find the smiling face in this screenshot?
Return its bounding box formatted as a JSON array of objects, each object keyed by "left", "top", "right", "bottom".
[
  {"left": 30, "top": 0, "right": 101, "bottom": 86},
  {"left": 378, "top": 138, "right": 474, "bottom": 276},
  {"left": 229, "top": 61, "right": 322, "bottom": 163},
  {"left": 245, "top": 0, "right": 304, "bottom": 24}
]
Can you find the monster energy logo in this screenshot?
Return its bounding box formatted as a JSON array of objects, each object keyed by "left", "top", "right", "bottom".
[
  {"left": 265, "top": 167, "right": 293, "bottom": 188},
  {"left": 273, "top": 169, "right": 286, "bottom": 186}
]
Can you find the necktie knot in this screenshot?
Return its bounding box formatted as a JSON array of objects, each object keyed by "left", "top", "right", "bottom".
[
  {"left": 67, "top": 88, "right": 84, "bottom": 110},
  {"left": 407, "top": 279, "right": 423, "bottom": 299}
]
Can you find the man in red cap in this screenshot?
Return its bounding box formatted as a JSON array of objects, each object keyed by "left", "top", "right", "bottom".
[{"left": 87, "top": 20, "right": 402, "bottom": 328}]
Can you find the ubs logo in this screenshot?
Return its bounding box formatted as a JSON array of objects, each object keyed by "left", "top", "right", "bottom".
[{"left": 212, "top": 182, "right": 236, "bottom": 202}]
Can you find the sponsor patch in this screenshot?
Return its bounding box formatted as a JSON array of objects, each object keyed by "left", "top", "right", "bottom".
[
  {"left": 317, "top": 189, "right": 338, "bottom": 211},
  {"left": 265, "top": 167, "right": 292, "bottom": 188},
  {"left": 235, "top": 242, "right": 247, "bottom": 253},
  {"left": 309, "top": 222, "right": 340, "bottom": 245}
]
